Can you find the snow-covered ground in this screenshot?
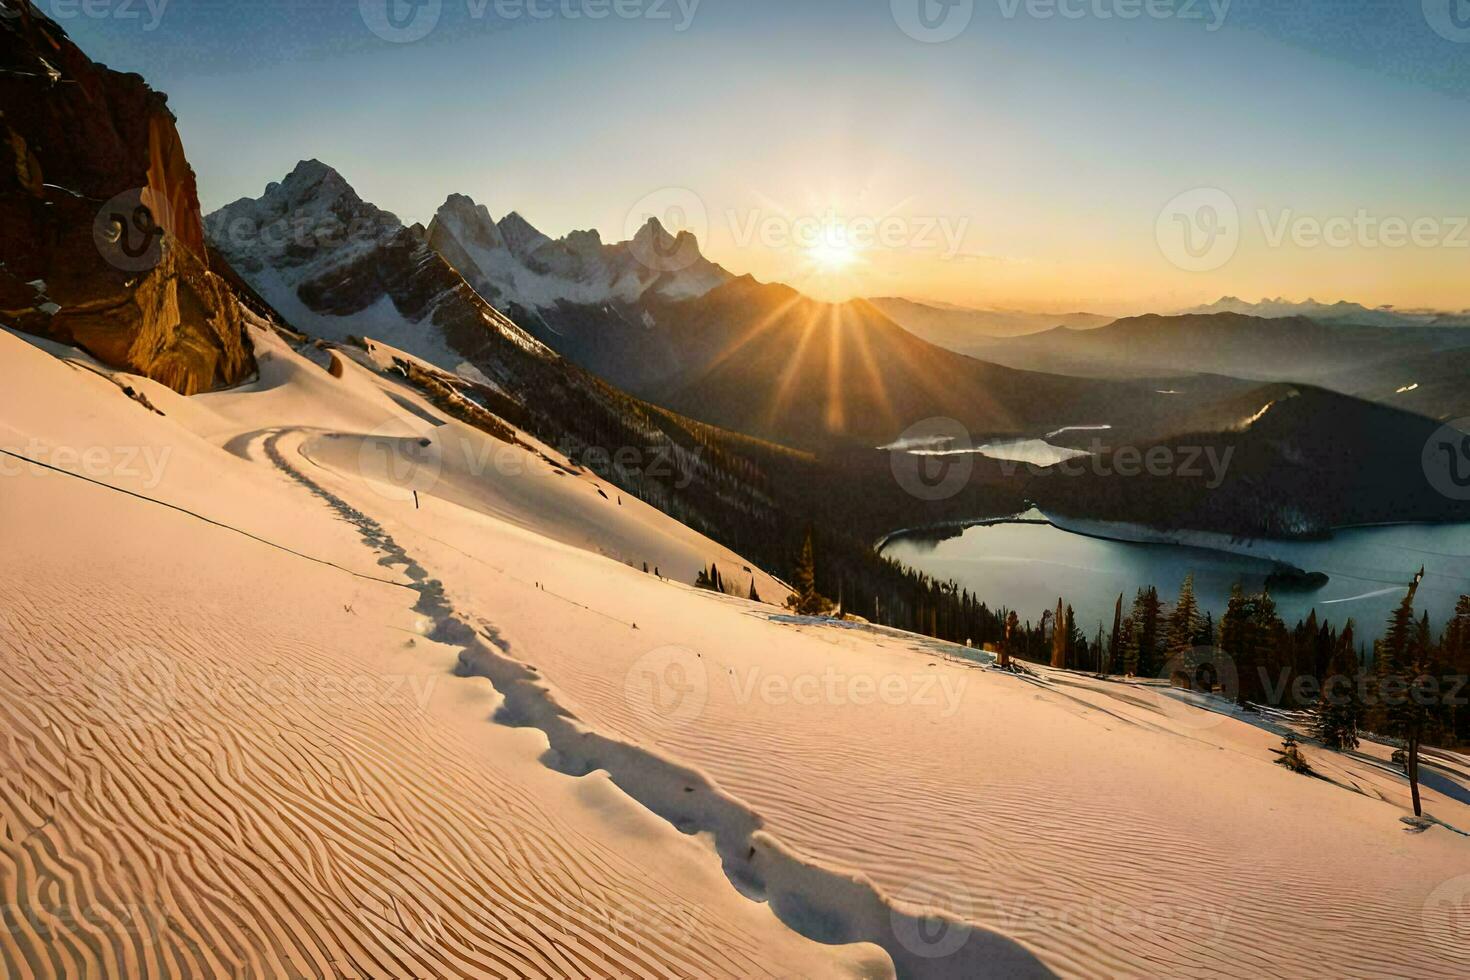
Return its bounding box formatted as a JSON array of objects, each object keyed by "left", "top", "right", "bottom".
[{"left": 3, "top": 323, "right": 1467, "bottom": 978}]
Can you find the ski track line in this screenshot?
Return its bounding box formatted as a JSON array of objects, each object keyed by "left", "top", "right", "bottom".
[{"left": 262, "top": 428, "right": 1054, "bottom": 980}]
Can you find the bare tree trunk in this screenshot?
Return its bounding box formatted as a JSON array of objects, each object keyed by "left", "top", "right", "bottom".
[{"left": 1409, "top": 730, "right": 1423, "bottom": 817}]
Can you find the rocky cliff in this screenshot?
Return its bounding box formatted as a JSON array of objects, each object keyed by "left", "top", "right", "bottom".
[{"left": 0, "top": 0, "right": 254, "bottom": 394}]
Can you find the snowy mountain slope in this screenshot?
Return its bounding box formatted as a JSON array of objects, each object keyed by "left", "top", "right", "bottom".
[
  {"left": 13, "top": 322, "right": 1460, "bottom": 980},
  {"left": 0, "top": 324, "right": 885, "bottom": 978}
]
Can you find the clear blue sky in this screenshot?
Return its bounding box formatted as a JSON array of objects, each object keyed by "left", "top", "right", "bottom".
[{"left": 62, "top": 0, "right": 1470, "bottom": 313}]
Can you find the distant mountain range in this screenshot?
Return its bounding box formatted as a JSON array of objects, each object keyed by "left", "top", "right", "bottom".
[
  {"left": 865, "top": 297, "right": 1111, "bottom": 348},
  {"left": 965, "top": 312, "right": 1470, "bottom": 420},
  {"left": 1180, "top": 296, "right": 1470, "bottom": 329}
]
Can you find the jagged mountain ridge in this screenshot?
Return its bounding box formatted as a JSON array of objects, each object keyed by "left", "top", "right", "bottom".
[
  {"left": 425, "top": 191, "right": 731, "bottom": 390},
  {"left": 428, "top": 192, "right": 730, "bottom": 310}
]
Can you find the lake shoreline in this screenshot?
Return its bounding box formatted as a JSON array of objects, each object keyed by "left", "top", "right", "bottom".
[{"left": 877, "top": 508, "right": 1469, "bottom": 564}]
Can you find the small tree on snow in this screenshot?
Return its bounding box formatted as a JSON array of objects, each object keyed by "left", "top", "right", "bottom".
[
  {"left": 1274, "top": 730, "right": 1313, "bottom": 775},
  {"left": 786, "top": 529, "right": 834, "bottom": 617}
]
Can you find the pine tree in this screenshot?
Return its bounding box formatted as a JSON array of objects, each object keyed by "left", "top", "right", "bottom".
[
  {"left": 1445, "top": 595, "right": 1470, "bottom": 661},
  {"left": 1247, "top": 591, "right": 1287, "bottom": 708},
  {"left": 1443, "top": 595, "right": 1470, "bottom": 745},
  {"left": 1127, "top": 587, "right": 1164, "bottom": 678},
  {"left": 1379, "top": 569, "right": 1436, "bottom": 816},
  {"left": 1219, "top": 584, "right": 1249, "bottom": 683},
  {"left": 786, "top": 529, "right": 834, "bottom": 617},
  {"left": 1051, "top": 598, "right": 1067, "bottom": 669},
  {"left": 1197, "top": 610, "right": 1216, "bottom": 647},
  {"left": 1312, "top": 621, "right": 1363, "bottom": 750},
  {"left": 1217, "top": 585, "right": 1283, "bottom": 707},
  {"left": 1106, "top": 593, "right": 1123, "bottom": 676},
  {"left": 1166, "top": 574, "right": 1201, "bottom": 658},
  {"left": 1065, "top": 604, "right": 1084, "bottom": 667},
  {"left": 1000, "top": 610, "right": 1019, "bottom": 670}
]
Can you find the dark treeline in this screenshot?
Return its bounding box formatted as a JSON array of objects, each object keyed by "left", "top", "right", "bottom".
[{"left": 853, "top": 556, "right": 1470, "bottom": 762}]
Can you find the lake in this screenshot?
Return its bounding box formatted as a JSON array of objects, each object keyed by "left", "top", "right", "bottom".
[{"left": 881, "top": 517, "right": 1470, "bottom": 643}]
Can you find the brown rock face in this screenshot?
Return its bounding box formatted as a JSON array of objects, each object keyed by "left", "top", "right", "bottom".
[{"left": 0, "top": 1, "right": 254, "bottom": 394}]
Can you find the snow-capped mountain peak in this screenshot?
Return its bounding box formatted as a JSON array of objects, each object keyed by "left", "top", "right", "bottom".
[
  {"left": 437, "top": 192, "right": 505, "bottom": 251},
  {"left": 424, "top": 192, "right": 731, "bottom": 314},
  {"left": 207, "top": 159, "right": 402, "bottom": 276},
  {"left": 563, "top": 228, "right": 604, "bottom": 257},
  {"left": 497, "top": 211, "right": 553, "bottom": 259}
]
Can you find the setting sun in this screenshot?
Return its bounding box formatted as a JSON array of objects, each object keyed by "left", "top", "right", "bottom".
[{"left": 804, "top": 222, "right": 859, "bottom": 271}]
